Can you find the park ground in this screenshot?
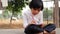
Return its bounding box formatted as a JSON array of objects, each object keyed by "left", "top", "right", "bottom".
[
  {"left": 0, "top": 19, "right": 60, "bottom": 34},
  {"left": 0, "top": 28, "right": 60, "bottom": 34},
  {"left": 0, "top": 19, "right": 54, "bottom": 29}
]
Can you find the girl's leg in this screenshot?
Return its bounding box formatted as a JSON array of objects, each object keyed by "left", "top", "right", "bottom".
[
  {"left": 43, "top": 30, "right": 49, "bottom": 34},
  {"left": 43, "top": 30, "right": 56, "bottom": 34},
  {"left": 50, "top": 30, "right": 56, "bottom": 34},
  {"left": 43, "top": 24, "right": 56, "bottom": 34}
]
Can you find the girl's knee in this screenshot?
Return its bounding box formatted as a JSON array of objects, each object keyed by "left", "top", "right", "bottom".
[
  {"left": 50, "top": 30, "right": 56, "bottom": 34},
  {"left": 44, "top": 30, "right": 56, "bottom": 34},
  {"left": 44, "top": 24, "right": 56, "bottom": 33}
]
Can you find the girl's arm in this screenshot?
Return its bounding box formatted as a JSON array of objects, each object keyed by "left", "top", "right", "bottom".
[
  {"left": 39, "top": 11, "right": 44, "bottom": 27},
  {"left": 22, "top": 13, "right": 28, "bottom": 28}
]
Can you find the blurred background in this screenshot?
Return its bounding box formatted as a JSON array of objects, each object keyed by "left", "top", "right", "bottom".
[{"left": 0, "top": 0, "right": 60, "bottom": 29}]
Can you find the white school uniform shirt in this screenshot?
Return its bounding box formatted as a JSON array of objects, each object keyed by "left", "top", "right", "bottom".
[{"left": 22, "top": 9, "right": 43, "bottom": 28}]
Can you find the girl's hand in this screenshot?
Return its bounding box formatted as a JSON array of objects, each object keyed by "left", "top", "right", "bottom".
[
  {"left": 30, "top": 20, "right": 36, "bottom": 24},
  {"left": 40, "top": 24, "right": 45, "bottom": 28}
]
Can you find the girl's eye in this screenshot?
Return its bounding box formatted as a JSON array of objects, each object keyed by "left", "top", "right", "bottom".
[{"left": 33, "top": 8, "right": 40, "bottom": 12}]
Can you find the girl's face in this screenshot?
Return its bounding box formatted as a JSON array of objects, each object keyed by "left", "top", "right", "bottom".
[{"left": 31, "top": 8, "right": 41, "bottom": 15}]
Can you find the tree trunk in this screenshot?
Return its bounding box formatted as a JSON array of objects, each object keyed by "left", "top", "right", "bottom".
[
  {"left": 10, "top": 11, "right": 14, "bottom": 25},
  {"left": 0, "top": 0, "right": 2, "bottom": 10},
  {"left": 10, "top": 15, "right": 13, "bottom": 25},
  {"left": 46, "top": 8, "right": 49, "bottom": 24},
  {"left": 53, "top": 0, "right": 59, "bottom": 28},
  {"left": 59, "top": 7, "right": 60, "bottom": 26}
]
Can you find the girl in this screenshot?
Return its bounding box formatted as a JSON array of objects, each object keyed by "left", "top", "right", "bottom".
[{"left": 22, "top": 0, "right": 56, "bottom": 34}]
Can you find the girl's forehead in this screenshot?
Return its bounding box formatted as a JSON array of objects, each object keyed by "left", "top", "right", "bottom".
[{"left": 32, "top": 8, "right": 41, "bottom": 10}]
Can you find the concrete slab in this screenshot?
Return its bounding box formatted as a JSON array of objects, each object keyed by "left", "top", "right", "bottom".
[{"left": 0, "top": 28, "right": 60, "bottom": 34}]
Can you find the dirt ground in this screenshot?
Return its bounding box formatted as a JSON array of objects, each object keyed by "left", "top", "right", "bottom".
[
  {"left": 0, "top": 19, "right": 53, "bottom": 29},
  {"left": 0, "top": 19, "right": 23, "bottom": 29}
]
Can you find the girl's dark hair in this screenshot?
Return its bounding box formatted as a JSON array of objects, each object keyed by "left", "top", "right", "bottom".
[
  {"left": 24, "top": 24, "right": 43, "bottom": 34},
  {"left": 29, "top": 0, "right": 44, "bottom": 11}
]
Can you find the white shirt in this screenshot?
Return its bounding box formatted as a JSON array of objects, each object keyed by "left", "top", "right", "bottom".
[{"left": 22, "top": 8, "right": 43, "bottom": 28}]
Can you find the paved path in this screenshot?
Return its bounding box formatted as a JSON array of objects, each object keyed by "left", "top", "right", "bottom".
[
  {"left": 55, "top": 28, "right": 60, "bottom": 34},
  {"left": 0, "top": 29, "right": 24, "bottom": 34},
  {"left": 0, "top": 28, "right": 60, "bottom": 34}
]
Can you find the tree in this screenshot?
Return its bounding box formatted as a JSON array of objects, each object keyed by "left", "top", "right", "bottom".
[
  {"left": 53, "top": 0, "right": 59, "bottom": 27},
  {"left": 6, "top": 0, "right": 29, "bottom": 24},
  {"left": 43, "top": 8, "right": 53, "bottom": 24}
]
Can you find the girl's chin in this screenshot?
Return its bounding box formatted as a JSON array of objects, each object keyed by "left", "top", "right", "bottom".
[{"left": 33, "top": 14, "right": 38, "bottom": 15}]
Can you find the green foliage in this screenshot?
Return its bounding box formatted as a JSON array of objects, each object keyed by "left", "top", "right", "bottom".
[
  {"left": 4, "top": 0, "right": 29, "bottom": 23},
  {"left": 43, "top": 8, "right": 53, "bottom": 19},
  {"left": 6, "top": 0, "right": 29, "bottom": 16}
]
